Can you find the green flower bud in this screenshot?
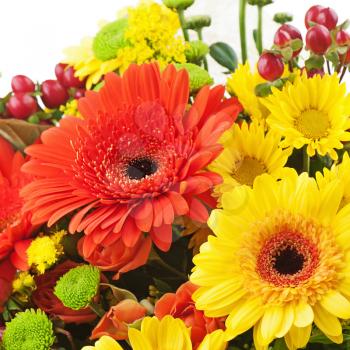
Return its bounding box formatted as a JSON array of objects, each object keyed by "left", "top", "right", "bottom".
[
  {"left": 92, "top": 18, "right": 129, "bottom": 61},
  {"left": 175, "top": 63, "right": 213, "bottom": 93},
  {"left": 273, "top": 12, "right": 293, "bottom": 24},
  {"left": 185, "top": 40, "right": 209, "bottom": 64},
  {"left": 185, "top": 15, "right": 211, "bottom": 30},
  {"left": 247, "top": 0, "right": 273, "bottom": 6},
  {"left": 3, "top": 309, "right": 55, "bottom": 350},
  {"left": 54, "top": 265, "right": 100, "bottom": 310},
  {"left": 162, "top": 0, "right": 194, "bottom": 10}
]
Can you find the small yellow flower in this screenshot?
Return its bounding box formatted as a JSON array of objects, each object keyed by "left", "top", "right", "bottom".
[
  {"left": 12, "top": 272, "right": 36, "bottom": 303},
  {"left": 59, "top": 99, "right": 83, "bottom": 118},
  {"left": 27, "top": 230, "right": 66, "bottom": 274},
  {"left": 263, "top": 73, "right": 350, "bottom": 160}
]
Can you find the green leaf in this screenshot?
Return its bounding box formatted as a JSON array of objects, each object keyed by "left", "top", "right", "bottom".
[
  {"left": 281, "top": 47, "right": 293, "bottom": 61},
  {"left": 0, "top": 119, "right": 50, "bottom": 151},
  {"left": 339, "top": 19, "right": 350, "bottom": 30},
  {"left": 305, "top": 55, "right": 325, "bottom": 71},
  {"left": 209, "top": 42, "right": 238, "bottom": 72},
  {"left": 272, "top": 338, "right": 288, "bottom": 350},
  {"left": 326, "top": 50, "right": 340, "bottom": 66},
  {"left": 290, "top": 38, "right": 303, "bottom": 51}
]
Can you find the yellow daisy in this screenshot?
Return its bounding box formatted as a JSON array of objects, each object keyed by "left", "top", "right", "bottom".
[
  {"left": 316, "top": 151, "right": 350, "bottom": 207},
  {"left": 263, "top": 73, "right": 350, "bottom": 160},
  {"left": 226, "top": 63, "right": 269, "bottom": 122},
  {"left": 191, "top": 171, "right": 350, "bottom": 349},
  {"left": 82, "top": 316, "right": 227, "bottom": 350},
  {"left": 208, "top": 121, "right": 291, "bottom": 198}
]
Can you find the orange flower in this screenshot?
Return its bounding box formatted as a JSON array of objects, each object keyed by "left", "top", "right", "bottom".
[
  {"left": 22, "top": 63, "right": 241, "bottom": 257},
  {"left": 32, "top": 260, "right": 97, "bottom": 324},
  {"left": 91, "top": 299, "right": 147, "bottom": 340},
  {"left": 0, "top": 137, "right": 34, "bottom": 311},
  {"left": 154, "top": 281, "right": 225, "bottom": 349},
  {"left": 78, "top": 234, "right": 152, "bottom": 279}
]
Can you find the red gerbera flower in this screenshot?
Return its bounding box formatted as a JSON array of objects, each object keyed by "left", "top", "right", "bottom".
[
  {"left": 0, "top": 137, "right": 34, "bottom": 311},
  {"left": 22, "top": 63, "right": 241, "bottom": 257}
]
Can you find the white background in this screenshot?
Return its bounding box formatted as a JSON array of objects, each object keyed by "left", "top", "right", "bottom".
[{"left": 0, "top": 0, "right": 349, "bottom": 95}]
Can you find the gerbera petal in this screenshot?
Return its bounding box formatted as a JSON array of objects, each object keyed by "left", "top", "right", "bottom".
[
  {"left": 313, "top": 303, "right": 342, "bottom": 337},
  {"left": 320, "top": 291, "right": 350, "bottom": 319}
]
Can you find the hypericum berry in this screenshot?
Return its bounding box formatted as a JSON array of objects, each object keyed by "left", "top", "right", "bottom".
[
  {"left": 316, "top": 7, "right": 338, "bottom": 30},
  {"left": 306, "top": 24, "right": 332, "bottom": 55},
  {"left": 336, "top": 30, "right": 350, "bottom": 46},
  {"left": 340, "top": 48, "right": 350, "bottom": 65},
  {"left": 305, "top": 5, "right": 324, "bottom": 29},
  {"left": 257, "top": 53, "right": 284, "bottom": 81},
  {"left": 6, "top": 93, "right": 38, "bottom": 119},
  {"left": 11, "top": 75, "right": 35, "bottom": 93},
  {"left": 274, "top": 24, "right": 303, "bottom": 57},
  {"left": 41, "top": 80, "right": 69, "bottom": 108},
  {"left": 74, "top": 88, "right": 85, "bottom": 99},
  {"left": 55, "top": 63, "right": 84, "bottom": 89}
]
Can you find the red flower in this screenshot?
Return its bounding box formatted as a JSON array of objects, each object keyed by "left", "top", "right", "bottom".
[
  {"left": 90, "top": 299, "right": 147, "bottom": 340},
  {"left": 0, "top": 137, "right": 34, "bottom": 310},
  {"left": 32, "top": 260, "right": 97, "bottom": 323},
  {"left": 78, "top": 234, "right": 152, "bottom": 279},
  {"left": 155, "top": 281, "right": 225, "bottom": 349},
  {"left": 22, "top": 63, "right": 241, "bottom": 258}
]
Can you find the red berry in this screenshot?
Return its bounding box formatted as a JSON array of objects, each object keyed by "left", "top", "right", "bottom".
[
  {"left": 11, "top": 75, "right": 35, "bottom": 93},
  {"left": 55, "top": 63, "right": 84, "bottom": 88},
  {"left": 340, "top": 48, "right": 350, "bottom": 65},
  {"left": 54, "top": 63, "right": 67, "bottom": 84},
  {"left": 305, "top": 5, "right": 324, "bottom": 29},
  {"left": 6, "top": 93, "right": 38, "bottom": 119},
  {"left": 41, "top": 80, "right": 69, "bottom": 108},
  {"left": 336, "top": 30, "right": 350, "bottom": 46},
  {"left": 257, "top": 53, "right": 284, "bottom": 81},
  {"left": 274, "top": 24, "right": 303, "bottom": 57},
  {"left": 274, "top": 29, "right": 291, "bottom": 47},
  {"left": 306, "top": 24, "right": 332, "bottom": 55},
  {"left": 316, "top": 7, "right": 338, "bottom": 30},
  {"left": 74, "top": 89, "right": 85, "bottom": 99}
]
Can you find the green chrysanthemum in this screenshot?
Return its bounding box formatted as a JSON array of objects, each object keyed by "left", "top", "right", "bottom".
[
  {"left": 162, "top": 0, "right": 194, "bottom": 10},
  {"left": 92, "top": 18, "right": 129, "bottom": 61},
  {"left": 175, "top": 63, "right": 213, "bottom": 93},
  {"left": 185, "top": 40, "right": 209, "bottom": 64},
  {"left": 3, "top": 309, "right": 55, "bottom": 350},
  {"left": 54, "top": 265, "right": 100, "bottom": 310},
  {"left": 185, "top": 15, "right": 212, "bottom": 30}
]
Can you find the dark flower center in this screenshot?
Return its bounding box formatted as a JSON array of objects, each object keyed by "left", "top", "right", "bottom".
[
  {"left": 273, "top": 245, "right": 305, "bottom": 275},
  {"left": 126, "top": 157, "right": 158, "bottom": 180}
]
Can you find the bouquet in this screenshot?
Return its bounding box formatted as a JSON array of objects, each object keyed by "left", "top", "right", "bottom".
[{"left": 1, "top": 1, "right": 350, "bottom": 349}]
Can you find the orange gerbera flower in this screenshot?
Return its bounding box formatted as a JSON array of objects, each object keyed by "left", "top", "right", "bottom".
[
  {"left": 22, "top": 63, "right": 241, "bottom": 257},
  {"left": 0, "top": 137, "right": 34, "bottom": 311}
]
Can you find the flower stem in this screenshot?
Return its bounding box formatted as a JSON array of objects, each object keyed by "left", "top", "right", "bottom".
[
  {"left": 339, "top": 65, "right": 347, "bottom": 83},
  {"left": 326, "top": 60, "right": 331, "bottom": 75},
  {"left": 196, "top": 29, "right": 209, "bottom": 71},
  {"left": 256, "top": 5, "right": 263, "bottom": 55},
  {"left": 55, "top": 327, "right": 77, "bottom": 350},
  {"left": 178, "top": 9, "right": 189, "bottom": 41},
  {"left": 302, "top": 146, "right": 310, "bottom": 174},
  {"left": 239, "top": 0, "right": 248, "bottom": 63},
  {"left": 89, "top": 302, "right": 105, "bottom": 317}
]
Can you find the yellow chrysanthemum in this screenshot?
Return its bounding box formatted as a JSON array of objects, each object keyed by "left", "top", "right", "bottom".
[
  {"left": 82, "top": 316, "right": 227, "bottom": 350},
  {"left": 226, "top": 63, "right": 268, "bottom": 121},
  {"left": 59, "top": 99, "right": 83, "bottom": 118},
  {"left": 209, "top": 121, "right": 291, "bottom": 198},
  {"left": 263, "top": 73, "right": 350, "bottom": 160},
  {"left": 316, "top": 151, "right": 350, "bottom": 207},
  {"left": 27, "top": 230, "right": 66, "bottom": 274},
  {"left": 63, "top": 2, "right": 186, "bottom": 89},
  {"left": 12, "top": 271, "right": 36, "bottom": 303},
  {"left": 191, "top": 171, "right": 350, "bottom": 349}
]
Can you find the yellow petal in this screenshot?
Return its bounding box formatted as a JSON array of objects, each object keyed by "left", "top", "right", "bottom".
[
  {"left": 95, "top": 336, "right": 124, "bottom": 350},
  {"left": 197, "top": 330, "right": 227, "bottom": 350},
  {"left": 293, "top": 301, "right": 314, "bottom": 327},
  {"left": 129, "top": 328, "right": 153, "bottom": 350},
  {"left": 313, "top": 303, "right": 342, "bottom": 337},
  {"left": 158, "top": 316, "right": 191, "bottom": 350},
  {"left": 320, "top": 291, "right": 350, "bottom": 319},
  {"left": 285, "top": 325, "right": 312, "bottom": 349},
  {"left": 275, "top": 302, "right": 294, "bottom": 338},
  {"left": 260, "top": 306, "right": 284, "bottom": 344}
]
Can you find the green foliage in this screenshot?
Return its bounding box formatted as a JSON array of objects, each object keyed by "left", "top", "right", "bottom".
[
  {"left": 273, "top": 12, "right": 293, "bottom": 24},
  {"left": 209, "top": 42, "right": 238, "bottom": 73},
  {"left": 54, "top": 265, "right": 100, "bottom": 310},
  {"left": 3, "top": 309, "right": 55, "bottom": 350}
]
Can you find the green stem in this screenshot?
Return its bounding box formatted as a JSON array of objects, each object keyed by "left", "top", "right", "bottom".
[
  {"left": 89, "top": 302, "right": 105, "bottom": 317},
  {"left": 196, "top": 29, "right": 209, "bottom": 71},
  {"left": 302, "top": 146, "right": 310, "bottom": 174},
  {"left": 178, "top": 9, "right": 189, "bottom": 41},
  {"left": 257, "top": 5, "right": 263, "bottom": 54},
  {"left": 239, "top": 0, "right": 248, "bottom": 63}
]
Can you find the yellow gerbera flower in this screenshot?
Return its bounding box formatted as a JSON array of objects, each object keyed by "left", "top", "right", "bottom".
[
  {"left": 191, "top": 171, "right": 350, "bottom": 349},
  {"left": 263, "top": 73, "right": 350, "bottom": 160},
  {"left": 82, "top": 316, "right": 227, "bottom": 350},
  {"left": 226, "top": 63, "right": 269, "bottom": 122},
  {"left": 316, "top": 151, "right": 350, "bottom": 207},
  {"left": 209, "top": 121, "right": 291, "bottom": 198}
]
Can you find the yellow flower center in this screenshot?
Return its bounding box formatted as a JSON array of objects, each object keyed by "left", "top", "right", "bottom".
[
  {"left": 239, "top": 210, "right": 343, "bottom": 305},
  {"left": 232, "top": 157, "right": 267, "bottom": 186},
  {"left": 295, "top": 109, "right": 330, "bottom": 139}
]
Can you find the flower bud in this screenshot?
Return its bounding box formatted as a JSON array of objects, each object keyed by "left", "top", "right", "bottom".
[
  {"left": 162, "top": 0, "right": 194, "bottom": 10},
  {"left": 273, "top": 12, "right": 293, "bottom": 24},
  {"left": 306, "top": 24, "right": 332, "bottom": 55},
  {"left": 185, "top": 40, "right": 209, "bottom": 64},
  {"left": 247, "top": 0, "right": 273, "bottom": 6},
  {"left": 336, "top": 30, "right": 350, "bottom": 46},
  {"left": 185, "top": 15, "right": 211, "bottom": 30},
  {"left": 274, "top": 24, "right": 303, "bottom": 57}
]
